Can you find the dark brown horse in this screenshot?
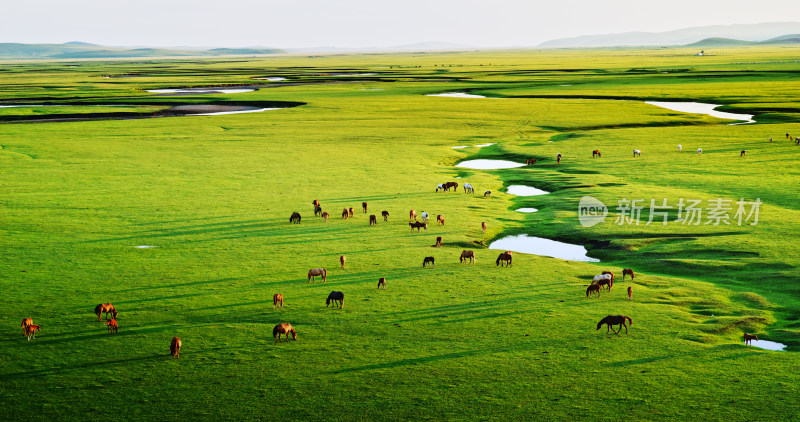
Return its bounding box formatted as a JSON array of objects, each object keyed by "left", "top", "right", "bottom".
[
  {"left": 322, "top": 211, "right": 329, "bottom": 222},
  {"left": 382, "top": 210, "right": 389, "bottom": 221},
  {"left": 314, "top": 206, "right": 323, "bottom": 217},
  {"left": 622, "top": 268, "right": 634, "bottom": 281},
  {"left": 744, "top": 333, "right": 758, "bottom": 347},
  {"left": 592, "top": 150, "right": 601, "bottom": 158},
  {"left": 496, "top": 251, "right": 512, "bottom": 267},
  {"left": 326, "top": 291, "right": 344, "bottom": 309},
  {"left": 289, "top": 212, "right": 301, "bottom": 223},
  {"left": 378, "top": 277, "right": 386, "bottom": 290},
  {"left": 740, "top": 150, "right": 746, "bottom": 157},
  {"left": 362, "top": 202, "right": 368, "bottom": 213},
  {"left": 627, "top": 286, "right": 633, "bottom": 301},
  {"left": 410, "top": 221, "right": 427, "bottom": 232},
  {"left": 597, "top": 315, "right": 632, "bottom": 334},
  {"left": 369, "top": 215, "right": 377, "bottom": 226},
  {"left": 95, "top": 303, "right": 117, "bottom": 321},
  {"left": 586, "top": 284, "right": 600, "bottom": 298},
  {"left": 597, "top": 278, "right": 612, "bottom": 291},
  {"left": 273, "top": 323, "right": 297, "bottom": 343},
  {"left": 273, "top": 293, "right": 284, "bottom": 310},
  {"left": 170, "top": 337, "right": 182, "bottom": 358},
  {"left": 423, "top": 256, "right": 435, "bottom": 268},
  {"left": 341, "top": 208, "right": 349, "bottom": 220},
  {"left": 526, "top": 158, "right": 536, "bottom": 165},
  {"left": 460, "top": 250, "right": 476, "bottom": 264},
  {"left": 444, "top": 182, "right": 458, "bottom": 192},
  {"left": 432, "top": 236, "right": 443, "bottom": 247}
]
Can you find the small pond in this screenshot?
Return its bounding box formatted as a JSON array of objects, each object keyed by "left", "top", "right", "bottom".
[
  {"left": 516, "top": 208, "right": 539, "bottom": 213},
  {"left": 645, "top": 101, "right": 755, "bottom": 124},
  {"left": 456, "top": 159, "right": 525, "bottom": 169},
  {"left": 506, "top": 185, "right": 549, "bottom": 196},
  {"left": 490, "top": 234, "right": 599, "bottom": 262},
  {"left": 749, "top": 339, "right": 787, "bottom": 351},
  {"left": 427, "top": 92, "right": 488, "bottom": 98}
]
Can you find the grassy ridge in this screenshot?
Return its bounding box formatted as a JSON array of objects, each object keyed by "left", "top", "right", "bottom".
[{"left": 1, "top": 47, "right": 800, "bottom": 420}]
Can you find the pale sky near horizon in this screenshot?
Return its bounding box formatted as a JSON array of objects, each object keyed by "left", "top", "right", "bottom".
[{"left": 2, "top": 0, "right": 799, "bottom": 48}]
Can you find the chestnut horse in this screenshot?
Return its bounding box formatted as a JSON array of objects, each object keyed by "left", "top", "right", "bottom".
[
  {"left": 586, "top": 284, "right": 600, "bottom": 298},
  {"left": 369, "top": 215, "right": 377, "bottom": 226},
  {"left": 557, "top": 153, "right": 562, "bottom": 164},
  {"left": 482, "top": 222, "right": 487, "bottom": 233},
  {"left": 437, "top": 215, "right": 445, "bottom": 226},
  {"left": 340, "top": 255, "right": 346, "bottom": 269},
  {"left": 627, "top": 286, "right": 633, "bottom": 301},
  {"left": 21, "top": 318, "right": 33, "bottom": 335},
  {"left": 526, "top": 158, "right": 536, "bottom": 165},
  {"left": 744, "top": 333, "right": 758, "bottom": 347},
  {"left": 409, "top": 209, "right": 417, "bottom": 221},
  {"left": 622, "top": 268, "right": 634, "bottom": 281},
  {"left": 312, "top": 199, "right": 320, "bottom": 207},
  {"left": 95, "top": 303, "right": 117, "bottom": 322},
  {"left": 273, "top": 293, "right": 284, "bottom": 310},
  {"left": 342, "top": 208, "right": 349, "bottom": 220},
  {"left": 382, "top": 210, "right": 389, "bottom": 221},
  {"left": 444, "top": 182, "right": 458, "bottom": 192},
  {"left": 273, "top": 323, "right": 297, "bottom": 343},
  {"left": 106, "top": 319, "right": 118, "bottom": 334},
  {"left": 423, "top": 256, "right": 435, "bottom": 268},
  {"left": 326, "top": 291, "right": 344, "bottom": 309},
  {"left": 433, "top": 236, "right": 443, "bottom": 248},
  {"left": 348, "top": 208, "right": 354, "bottom": 218},
  {"left": 24, "top": 324, "right": 40, "bottom": 341},
  {"left": 170, "top": 337, "right": 182, "bottom": 358},
  {"left": 308, "top": 268, "right": 327, "bottom": 283},
  {"left": 593, "top": 150, "right": 601, "bottom": 158},
  {"left": 362, "top": 202, "right": 368, "bottom": 213},
  {"left": 597, "top": 315, "right": 632, "bottom": 334},
  {"left": 322, "top": 211, "right": 329, "bottom": 222},
  {"left": 409, "top": 221, "right": 427, "bottom": 232},
  {"left": 378, "top": 277, "right": 386, "bottom": 290},
  {"left": 289, "top": 212, "right": 301, "bottom": 223},
  {"left": 496, "top": 251, "right": 512, "bottom": 267},
  {"left": 460, "top": 250, "right": 476, "bottom": 264}
]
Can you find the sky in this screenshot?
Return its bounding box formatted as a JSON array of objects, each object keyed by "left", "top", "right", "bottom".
[{"left": 3, "top": 0, "right": 800, "bottom": 48}]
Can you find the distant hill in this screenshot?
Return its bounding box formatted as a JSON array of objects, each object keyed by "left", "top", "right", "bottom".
[
  {"left": 540, "top": 22, "right": 800, "bottom": 48},
  {"left": 687, "top": 33, "right": 800, "bottom": 47},
  {"left": 0, "top": 42, "right": 285, "bottom": 59}
]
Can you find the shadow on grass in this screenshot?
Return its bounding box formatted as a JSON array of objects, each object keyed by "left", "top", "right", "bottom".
[{"left": 0, "top": 354, "right": 167, "bottom": 381}]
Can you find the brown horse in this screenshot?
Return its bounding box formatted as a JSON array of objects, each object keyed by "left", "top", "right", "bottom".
[
  {"left": 526, "top": 158, "right": 536, "bottom": 165},
  {"left": 482, "top": 222, "right": 487, "bottom": 233},
  {"left": 597, "top": 278, "right": 612, "bottom": 291},
  {"left": 627, "top": 286, "right": 633, "bottom": 301},
  {"left": 601, "top": 271, "right": 615, "bottom": 284},
  {"left": 409, "top": 209, "right": 417, "bottom": 221},
  {"left": 369, "top": 215, "right": 377, "bottom": 226},
  {"left": 557, "top": 153, "right": 562, "bottom": 164},
  {"left": 106, "top": 319, "right": 118, "bottom": 334},
  {"left": 740, "top": 150, "right": 746, "bottom": 157},
  {"left": 586, "top": 284, "right": 600, "bottom": 298},
  {"left": 409, "top": 221, "right": 427, "bottom": 232},
  {"left": 382, "top": 210, "right": 389, "bottom": 221},
  {"left": 362, "top": 202, "right": 368, "bottom": 213},
  {"left": 273, "top": 293, "right": 284, "bottom": 310},
  {"left": 744, "top": 333, "right": 758, "bottom": 347},
  {"left": 24, "top": 324, "right": 40, "bottom": 341},
  {"left": 273, "top": 323, "right": 297, "bottom": 343},
  {"left": 444, "top": 182, "right": 458, "bottom": 192},
  {"left": 95, "top": 303, "right": 117, "bottom": 321},
  {"left": 437, "top": 214, "right": 445, "bottom": 226},
  {"left": 340, "top": 255, "right": 346, "bottom": 269},
  {"left": 348, "top": 207, "right": 354, "bottom": 218},
  {"left": 170, "top": 337, "right": 182, "bottom": 358},
  {"left": 21, "top": 318, "right": 33, "bottom": 335},
  {"left": 460, "top": 250, "right": 476, "bottom": 264},
  {"left": 322, "top": 211, "right": 329, "bottom": 222},
  {"left": 308, "top": 268, "right": 327, "bottom": 283},
  {"left": 592, "top": 150, "right": 601, "bottom": 158},
  {"left": 433, "top": 236, "right": 443, "bottom": 248},
  {"left": 289, "top": 212, "right": 301, "bottom": 223},
  {"left": 378, "top": 277, "right": 386, "bottom": 290},
  {"left": 341, "top": 208, "right": 349, "bottom": 220},
  {"left": 312, "top": 199, "right": 320, "bottom": 207},
  {"left": 314, "top": 206, "right": 323, "bottom": 217},
  {"left": 622, "top": 268, "right": 634, "bottom": 281},
  {"left": 423, "top": 256, "right": 435, "bottom": 268},
  {"left": 496, "top": 251, "right": 512, "bottom": 267},
  {"left": 597, "top": 315, "right": 632, "bottom": 334}
]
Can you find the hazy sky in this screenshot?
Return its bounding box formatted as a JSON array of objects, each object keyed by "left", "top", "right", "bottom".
[{"left": 3, "top": 0, "right": 800, "bottom": 48}]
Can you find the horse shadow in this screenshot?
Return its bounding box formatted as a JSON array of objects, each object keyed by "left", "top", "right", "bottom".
[{"left": 0, "top": 354, "right": 168, "bottom": 381}]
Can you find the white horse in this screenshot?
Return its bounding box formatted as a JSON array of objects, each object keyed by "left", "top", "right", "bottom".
[
  {"left": 633, "top": 149, "right": 641, "bottom": 157},
  {"left": 464, "top": 183, "right": 474, "bottom": 194},
  {"left": 436, "top": 184, "right": 444, "bottom": 192},
  {"left": 677, "top": 144, "right": 682, "bottom": 152},
  {"left": 697, "top": 148, "right": 703, "bottom": 155},
  {"left": 421, "top": 211, "right": 429, "bottom": 222},
  {"left": 592, "top": 274, "right": 612, "bottom": 284}
]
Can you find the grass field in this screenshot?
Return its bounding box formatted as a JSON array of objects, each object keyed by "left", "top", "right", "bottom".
[{"left": 2, "top": 47, "right": 800, "bottom": 421}]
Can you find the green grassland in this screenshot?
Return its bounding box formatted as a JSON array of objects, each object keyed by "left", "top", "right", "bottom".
[{"left": 2, "top": 47, "right": 800, "bottom": 420}]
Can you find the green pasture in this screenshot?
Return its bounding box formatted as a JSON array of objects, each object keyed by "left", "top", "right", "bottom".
[{"left": 1, "top": 47, "right": 800, "bottom": 420}]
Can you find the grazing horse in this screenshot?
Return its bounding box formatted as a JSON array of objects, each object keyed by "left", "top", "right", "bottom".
[
  {"left": 420, "top": 211, "right": 429, "bottom": 223},
  {"left": 601, "top": 271, "right": 615, "bottom": 284},
  {"left": 460, "top": 250, "right": 476, "bottom": 264},
  {"left": 597, "top": 315, "right": 632, "bottom": 334},
  {"left": 289, "top": 212, "right": 301, "bottom": 223},
  {"left": 627, "top": 286, "right": 633, "bottom": 301},
  {"left": 348, "top": 208, "right": 354, "bottom": 218},
  {"left": 342, "top": 208, "right": 349, "bottom": 220},
  {"left": 437, "top": 215, "right": 445, "bottom": 226},
  {"left": 378, "top": 277, "right": 386, "bottom": 289},
  {"left": 496, "top": 251, "right": 512, "bottom": 267},
  {"left": 409, "top": 209, "right": 417, "bottom": 221},
  {"left": 273, "top": 293, "right": 284, "bottom": 310},
  {"left": 326, "top": 291, "right": 344, "bottom": 309},
  {"left": 340, "top": 255, "right": 346, "bottom": 269},
  {"left": 106, "top": 319, "right": 118, "bottom": 334},
  {"left": 444, "top": 182, "right": 459, "bottom": 192},
  {"left": 622, "top": 268, "right": 634, "bottom": 281},
  {"left": 314, "top": 206, "right": 323, "bottom": 217},
  {"left": 592, "top": 150, "right": 601, "bottom": 158},
  {"left": 484, "top": 191, "right": 491, "bottom": 198},
  {"left": 697, "top": 148, "right": 703, "bottom": 155},
  {"left": 744, "top": 333, "right": 758, "bottom": 348},
  {"left": 433, "top": 236, "right": 443, "bottom": 247},
  {"left": 21, "top": 318, "right": 33, "bottom": 335},
  {"left": 170, "top": 337, "right": 182, "bottom": 358},
  {"left": 322, "top": 211, "right": 329, "bottom": 222},
  {"left": 482, "top": 222, "right": 487, "bottom": 233},
  {"left": 273, "top": 323, "right": 297, "bottom": 343},
  {"left": 95, "top": 303, "right": 117, "bottom": 321},
  {"left": 312, "top": 199, "right": 320, "bottom": 208},
  {"left": 740, "top": 150, "right": 746, "bottom": 157},
  {"left": 586, "top": 284, "right": 600, "bottom": 298},
  {"left": 409, "top": 221, "right": 427, "bottom": 232},
  {"left": 382, "top": 210, "right": 389, "bottom": 221},
  {"left": 592, "top": 274, "right": 612, "bottom": 285},
  {"left": 678, "top": 144, "right": 682, "bottom": 152},
  {"left": 308, "top": 268, "right": 327, "bottom": 283},
  {"left": 24, "top": 324, "right": 40, "bottom": 341},
  {"left": 526, "top": 158, "right": 536, "bottom": 165},
  {"left": 362, "top": 202, "right": 368, "bottom": 213},
  {"left": 423, "top": 256, "right": 435, "bottom": 268},
  {"left": 436, "top": 184, "right": 445, "bottom": 192},
  {"left": 557, "top": 153, "right": 562, "bottom": 164},
  {"left": 597, "top": 278, "right": 612, "bottom": 291},
  {"left": 369, "top": 215, "right": 377, "bottom": 226},
  {"left": 633, "top": 149, "right": 641, "bottom": 157},
  {"left": 464, "top": 183, "right": 475, "bottom": 193}
]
